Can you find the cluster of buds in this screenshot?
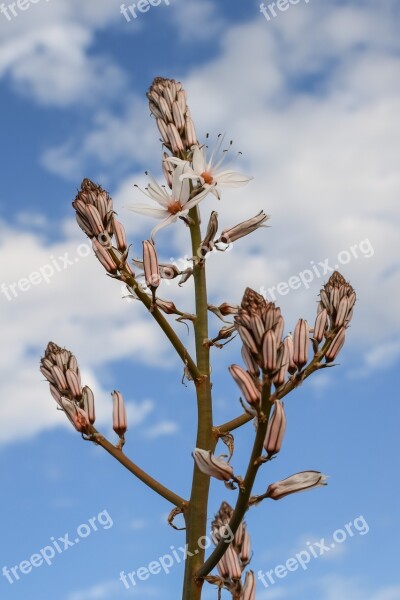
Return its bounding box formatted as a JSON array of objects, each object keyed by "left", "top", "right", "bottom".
[
  {"left": 147, "top": 77, "right": 197, "bottom": 155},
  {"left": 40, "top": 342, "right": 94, "bottom": 433},
  {"left": 211, "top": 502, "right": 255, "bottom": 599},
  {"left": 72, "top": 179, "right": 133, "bottom": 278},
  {"left": 313, "top": 271, "right": 356, "bottom": 362}
]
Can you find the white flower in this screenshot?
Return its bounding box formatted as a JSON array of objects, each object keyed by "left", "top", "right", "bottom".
[
  {"left": 126, "top": 162, "right": 211, "bottom": 239},
  {"left": 166, "top": 140, "right": 252, "bottom": 200}
]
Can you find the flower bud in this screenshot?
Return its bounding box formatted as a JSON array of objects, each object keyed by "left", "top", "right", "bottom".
[
  {"left": 143, "top": 240, "right": 160, "bottom": 289},
  {"left": 229, "top": 365, "right": 260, "bottom": 408},
  {"left": 293, "top": 319, "right": 309, "bottom": 369},
  {"left": 66, "top": 368, "right": 81, "bottom": 399},
  {"left": 198, "top": 211, "right": 218, "bottom": 258},
  {"left": 82, "top": 386, "right": 95, "bottom": 424},
  {"left": 192, "top": 448, "right": 234, "bottom": 482},
  {"left": 239, "top": 527, "right": 251, "bottom": 563},
  {"left": 261, "top": 330, "right": 277, "bottom": 372},
  {"left": 325, "top": 327, "right": 346, "bottom": 362},
  {"left": 241, "top": 571, "right": 256, "bottom": 600},
  {"left": 241, "top": 345, "right": 260, "bottom": 378},
  {"left": 313, "top": 308, "right": 328, "bottom": 343},
  {"left": 224, "top": 544, "right": 242, "bottom": 580},
  {"left": 266, "top": 471, "right": 327, "bottom": 500},
  {"left": 112, "top": 220, "right": 128, "bottom": 253},
  {"left": 112, "top": 390, "right": 127, "bottom": 437},
  {"left": 284, "top": 334, "right": 297, "bottom": 374},
  {"left": 263, "top": 401, "right": 286, "bottom": 455},
  {"left": 92, "top": 239, "right": 118, "bottom": 274},
  {"left": 217, "top": 211, "right": 269, "bottom": 245},
  {"left": 273, "top": 343, "right": 289, "bottom": 387},
  {"left": 60, "top": 398, "right": 90, "bottom": 433}
]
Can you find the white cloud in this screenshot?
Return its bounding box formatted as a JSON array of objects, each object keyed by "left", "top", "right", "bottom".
[{"left": 143, "top": 421, "right": 179, "bottom": 439}]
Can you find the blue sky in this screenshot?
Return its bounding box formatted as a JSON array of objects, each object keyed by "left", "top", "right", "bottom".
[{"left": 1, "top": 1, "right": 400, "bottom": 599}]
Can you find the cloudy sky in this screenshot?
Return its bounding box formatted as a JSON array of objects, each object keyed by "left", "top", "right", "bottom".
[{"left": 0, "top": 1, "right": 399, "bottom": 599}]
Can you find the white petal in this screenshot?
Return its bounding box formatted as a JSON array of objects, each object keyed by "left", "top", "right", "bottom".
[
  {"left": 215, "top": 170, "right": 253, "bottom": 187},
  {"left": 192, "top": 145, "right": 207, "bottom": 175},
  {"left": 126, "top": 204, "right": 167, "bottom": 219},
  {"left": 150, "top": 214, "right": 178, "bottom": 240}
]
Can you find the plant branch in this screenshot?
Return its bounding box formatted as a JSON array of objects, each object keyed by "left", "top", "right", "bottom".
[
  {"left": 119, "top": 266, "right": 202, "bottom": 384},
  {"left": 88, "top": 426, "right": 188, "bottom": 509},
  {"left": 196, "top": 379, "right": 273, "bottom": 579},
  {"left": 182, "top": 206, "right": 214, "bottom": 600}
]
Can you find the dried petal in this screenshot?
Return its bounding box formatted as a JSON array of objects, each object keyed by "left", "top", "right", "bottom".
[
  {"left": 266, "top": 471, "right": 327, "bottom": 500},
  {"left": 192, "top": 448, "right": 234, "bottom": 482}
]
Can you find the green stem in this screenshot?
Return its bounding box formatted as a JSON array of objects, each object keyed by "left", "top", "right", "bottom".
[
  {"left": 88, "top": 427, "right": 187, "bottom": 509},
  {"left": 182, "top": 207, "right": 214, "bottom": 600},
  {"left": 197, "top": 380, "right": 272, "bottom": 579},
  {"left": 120, "top": 267, "right": 201, "bottom": 383}
]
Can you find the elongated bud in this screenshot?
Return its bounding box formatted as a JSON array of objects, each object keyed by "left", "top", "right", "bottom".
[
  {"left": 112, "top": 390, "right": 127, "bottom": 436},
  {"left": 198, "top": 211, "right": 218, "bottom": 258},
  {"left": 264, "top": 401, "right": 286, "bottom": 455},
  {"left": 217, "top": 211, "right": 269, "bottom": 245},
  {"left": 51, "top": 365, "right": 68, "bottom": 390},
  {"left": 325, "top": 327, "right": 346, "bottom": 362},
  {"left": 229, "top": 365, "right": 260, "bottom": 408},
  {"left": 60, "top": 398, "right": 90, "bottom": 433},
  {"left": 66, "top": 369, "right": 81, "bottom": 399},
  {"left": 293, "top": 319, "right": 309, "bottom": 369},
  {"left": 143, "top": 240, "right": 160, "bottom": 289},
  {"left": 284, "top": 334, "right": 297, "bottom": 374},
  {"left": 237, "top": 325, "right": 258, "bottom": 355},
  {"left": 261, "top": 330, "right": 277, "bottom": 372},
  {"left": 92, "top": 239, "right": 118, "bottom": 274},
  {"left": 112, "top": 220, "right": 127, "bottom": 253},
  {"left": 241, "top": 571, "right": 256, "bottom": 600},
  {"left": 313, "top": 308, "right": 328, "bottom": 343},
  {"left": 192, "top": 448, "right": 234, "bottom": 482},
  {"left": 224, "top": 544, "right": 242, "bottom": 580},
  {"left": 82, "top": 386, "right": 95, "bottom": 424},
  {"left": 266, "top": 471, "right": 327, "bottom": 500},
  {"left": 241, "top": 345, "right": 260, "bottom": 378},
  {"left": 239, "top": 527, "right": 251, "bottom": 563},
  {"left": 273, "top": 343, "right": 289, "bottom": 387},
  {"left": 335, "top": 296, "right": 349, "bottom": 328},
  {"left": 273, "top": 316, "right": 284, "bottom": 345}
]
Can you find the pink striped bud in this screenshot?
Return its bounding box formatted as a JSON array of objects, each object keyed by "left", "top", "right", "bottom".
[
  {"left": 51, "top": 365, "right": 68, "bottom": 390},
  {"left": 335, "top": 296, "right": 349, "bottom": 328},
  {"left": 273, "top": 343, "right": 289, "bottom": 387},
  {"left": 284, "top": 334, "right": 297, "bottom": 374},
  {"left": 85, "top": 204, "right": 105, "bottom": 236},
  {"left": 239, "top": 527, "right": 251, "bottom": 563},
  {"left": 325, "top": 327, "right": 346, "bottom": 363},
  {"left": 112, "top": 390, "right": 127, "bottom": 437},
  {"left": 241, "top": 571, "right": 256, "bottom": 600},
  {"left": 313, "top": 308, "right": 328, "bottom": 343},
  {"left": 223, "top": 544, "right": 242, "bottom": 580},
  {"left": 143, "top": 240, "right": 160, "bottom": 289},
  {"left": 66, "top": 369, "right": 81, "bottom": 399},
  {"left": 241, "top": 345, "right": 260, "bottom": 378},
  {"left": 112, "top": 220, "right": 127, "bottom": 253},
  {"left": 60, "top": 398, "right": 90, "bottom": 433},
  {"left": 293, "top": 319, "right": 309, "bottom": 369},
  {"left": 237, "top": 325, "right": 258, "bottom": 355},
  {"left": 92, "top": 239, "right": 118, "bottom": 274},
  {"left": 82, "top": 386, "right": 95, "bottom": 424},
  {"left": 229, "top": 365, "right": 260, "bottom": 408},
  {"left": 266, "top": 471, "right": 327, "bottom": 500},
  {"left": 261, "top": 330, "right": 277, "bottom": 372},
  {"left": 263, "top": 401, "right": 286, "bottom": 455},
  {"left": 192, "top": 448, "right": 234, "bottom": 482}
]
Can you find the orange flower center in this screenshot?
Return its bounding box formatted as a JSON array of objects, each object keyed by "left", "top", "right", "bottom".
[
  {"left": 168, "top": 200, "right": 183, "bottom": 215},
  {"left": 201, "top": 171, "right": 214, "bottom": 185}
]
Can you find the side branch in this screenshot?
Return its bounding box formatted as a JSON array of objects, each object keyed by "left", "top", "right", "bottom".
[{"left": 89, "top": 426, "right": 188, "bottom": 509}]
